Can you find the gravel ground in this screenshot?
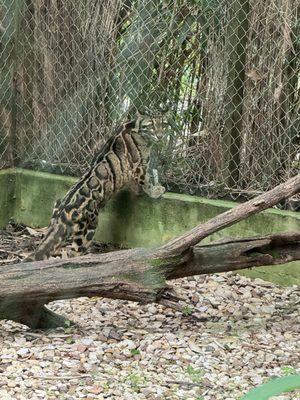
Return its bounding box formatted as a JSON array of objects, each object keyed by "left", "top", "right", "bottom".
[{"left": 0, "top": 223, "right": 299, "bottom": 399}]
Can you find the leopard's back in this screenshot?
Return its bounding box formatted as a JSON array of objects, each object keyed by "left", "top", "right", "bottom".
[{"left": 24, "top": 115, "right": 164, "bottom": 261}]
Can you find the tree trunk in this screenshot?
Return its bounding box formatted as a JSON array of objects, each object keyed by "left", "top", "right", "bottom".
[
  {"left": 0, "top": 0, "right": 25, "bottom": 168},
  {"left": 0, "top": 174, "right": 299, "bottom": 329},
  {"left": 222, "top": 0, "right": 249, "bottom": 188}
]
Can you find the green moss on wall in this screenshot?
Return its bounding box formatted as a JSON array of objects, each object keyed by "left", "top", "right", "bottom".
[
  {"left": 0, "top": 169, "right": 16, "bottom": 228},
  {"left": 13, "top": 169, "right": 77, "bottom": 227}
]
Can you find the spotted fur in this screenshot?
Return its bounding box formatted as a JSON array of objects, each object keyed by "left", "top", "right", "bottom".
[{"left": 24, "top": 114, "right": 165, "bottom": 261}]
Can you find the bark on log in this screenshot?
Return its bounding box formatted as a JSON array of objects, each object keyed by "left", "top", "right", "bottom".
[
  {"left": 0, "top": 232, "right": 299, "bottom": 329},
  {"left": 1, "top": 174, "right": 299, "bottom": 329}
]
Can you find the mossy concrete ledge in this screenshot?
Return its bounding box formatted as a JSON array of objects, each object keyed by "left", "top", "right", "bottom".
[
  {"left": 0, "top": 169, "right": 16, "bottom": 227},
  {"left": 0, "top": 168, "right": 299, "bottom": 286}
]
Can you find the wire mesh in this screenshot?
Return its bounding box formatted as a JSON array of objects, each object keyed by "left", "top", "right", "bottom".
[{"left": 0, "top": 0, "right": 299, "bottom": 200}]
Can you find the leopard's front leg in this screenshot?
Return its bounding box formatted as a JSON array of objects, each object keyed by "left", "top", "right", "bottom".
[
  {"left": 70, "top": 216, "right": 98, "bottom": 256},
  {"left": 138, "top": 165, "right": 165, "bottom": 199}
]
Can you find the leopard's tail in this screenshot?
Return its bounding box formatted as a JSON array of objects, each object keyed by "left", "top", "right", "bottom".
[{"left": 23, "top": 224, "right": 66, "bottom": 262}]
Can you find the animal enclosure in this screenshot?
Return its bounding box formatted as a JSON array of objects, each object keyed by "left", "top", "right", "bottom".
[
  {"left": 1, "top": 2, "right": 300, "bottom": 399},
  {"left": 0, "top": 0, "right": 299, "bottom": 199}
]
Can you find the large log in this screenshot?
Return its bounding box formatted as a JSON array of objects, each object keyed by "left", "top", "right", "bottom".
[
  {"left": 1, "top": 174, "right": 300, "bottom": 329},
  {"left": 1, "top": 233, "right": 299, "bottom": 329}
]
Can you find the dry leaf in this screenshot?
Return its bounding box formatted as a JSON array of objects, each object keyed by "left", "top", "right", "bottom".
[
  {"left": 25, "top": 227, "right": 40, "bottom": 237},
  {"left": 87, "top": 385, "right": 102, "bottom": 394},
  {"left": 76, "top": 344, "right": 88, "bottom": 353},
  {"left": 246, "top": 69, "right": 263, "bottom": 81},
  {"left": 274, "top": 84, "right": 283, "bottom": 101},
  {"left": 282, "top": 24, "right": 295, "bottom": 53}
]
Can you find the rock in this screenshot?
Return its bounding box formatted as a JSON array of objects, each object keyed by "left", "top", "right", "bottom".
[
  {"left": 0, "top": 390, "right": 13, "bottom": 400},
  {"left": 0, "top": 265, "right": 297, "bottom": 400},
  {"left": 17, "top": 348, "right": 30, "bottom": 357}
]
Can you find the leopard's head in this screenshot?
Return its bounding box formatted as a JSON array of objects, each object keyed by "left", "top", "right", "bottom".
[{"left": 132, "top": 109, "right": 166, "bottom": 145}]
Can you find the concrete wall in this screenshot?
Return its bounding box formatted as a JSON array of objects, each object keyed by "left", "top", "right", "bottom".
[
  {"left": 0, "top": 169, "right": 16, "bottom": 227},
  {"left": 1, "top": 168, "right": 299, "bottom": 285}
]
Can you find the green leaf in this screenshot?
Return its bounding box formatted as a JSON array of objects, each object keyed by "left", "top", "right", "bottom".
[
  {"left": 130, "top": 348, "right": 141, "bottom": 356},
  {"left": 182, "top": 305, "right": 194, "bottom": 316},
  {"left": 281, "top": 366, "right": 297, "bottom": 376},
  {"left": 186, "top": 365, "right": 203, "bottom": 383},
  {"left": 241, "top": 375, "right": 300, "bottom": 400}
]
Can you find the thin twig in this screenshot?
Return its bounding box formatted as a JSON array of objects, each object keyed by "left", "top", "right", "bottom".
[
  {"left": 165, "top": 380, "right": 203, "bottom": 387},
  {"left": 32, "top": 374, "right": 92, "bottom": 380}
]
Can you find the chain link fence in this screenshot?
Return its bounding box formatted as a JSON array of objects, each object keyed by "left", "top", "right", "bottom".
[{"left": 1, "top": 0, "right": 299, "bottom": 202}]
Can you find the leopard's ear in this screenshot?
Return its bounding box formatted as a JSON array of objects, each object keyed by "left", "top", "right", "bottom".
[
  {"left": 54, "top": 199, "right": 62, "bottom": 208},
  {"left": 135, "top": 107, "right": 152, "bottom": 120}
]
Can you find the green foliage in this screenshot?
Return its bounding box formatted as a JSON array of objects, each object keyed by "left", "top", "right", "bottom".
[
  {"left": 64, "top": 319, "right": 72, "bottom": 327},
  {"left": 186, "top": 365, "right": 204, "bottom": 383},
  {"left": 281, "top": 366, "right": 298, "bottom": 376},
  {"left": 130, "top": 348, "right": 141, "bottom": 356},
  {"left": 110, "top": 0, "right": 221, "bottom": 118},
  {"left": 182, "top": 305, "right": 194, "bottom": 316},
  {"left": 123, "top": 373, "right": 148, "bottom": 393},
  {"left": 65, "top": 337, "right": 75, "bottom": 344},
  {"left": 102, "top": 382, "right": 110, "bottom": 392},
  {"left": 292, "top": 160, "right": 300, "bottom": 170},
  {"left": 240, "top": 375, "right": 300, "bottom": 400},
  {"left": 111, "top": 0, "right": 170, "bottom": 114}
]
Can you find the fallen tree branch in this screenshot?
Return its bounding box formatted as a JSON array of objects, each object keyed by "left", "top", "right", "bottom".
[
  {"left": 156, "top": 174, "right": 300, "bottom": 257},
  {"left": 0, "top": 231, "right": 299, "bottom": 329},
  {"left": 1, "top": 174, "right": 299, "bottom": 329}
]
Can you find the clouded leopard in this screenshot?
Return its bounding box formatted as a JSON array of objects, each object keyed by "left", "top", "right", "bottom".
[{"left": 24, "top": 113, "right": 165, "bottom": 261}]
